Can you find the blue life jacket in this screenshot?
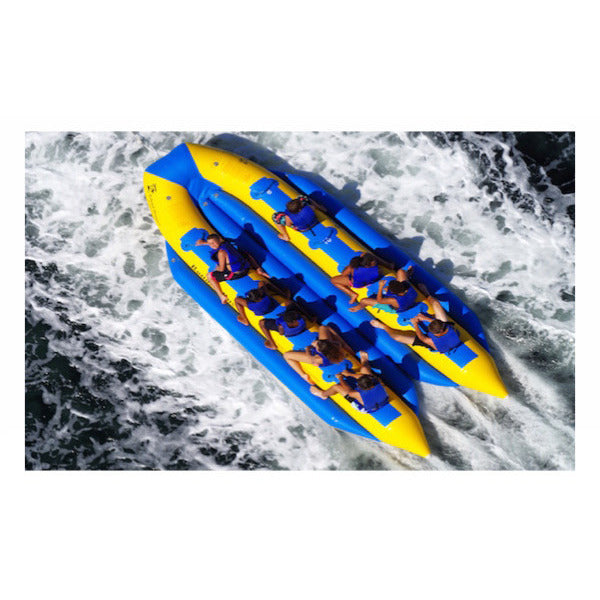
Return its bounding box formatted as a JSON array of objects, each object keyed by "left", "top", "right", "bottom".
[
  {"left": 358, "top": 383, "right": 389, "bottom": 413},
  {"left": 386, "top": 286, "right": 418, "bottom": 312},
  {"left": 309, "top": 345, "right": 332, "bottom": 367},
  {"left": 426, "top": 323, "right": 461, "bottom": 353},
  {"left": 211, "top": 242, "right": 248, "bottom": 273},
  {"left": 351, "top": 264, "right": 380, "bottom": 288},
  {"left": 285, "top": 204, "right": 319, "bottom": 231},
  {"left": 320, "top": 359, "right": 353, "bottom": 382},
  {"left": 275, "top": 315, "right": 307, "bottom": 337},
  {"left": 246, "top": 294, "right": 276, "bottom": 316}
]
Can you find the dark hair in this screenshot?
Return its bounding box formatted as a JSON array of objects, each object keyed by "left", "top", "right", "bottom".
[
  {"left": 206, "top": 233, "right": 222, "bottom": 243},
  {"left": 246, "top": 288, "right": 265, "bottom": 303},
  {"left": 359, "top": 253, "right": 377, "bottom": 267},
  {"left": 349, "top": 256, "right": 362, "bottom": 269},
  {"left": 316, "top": 339, "right": 344, "bottom": 363},
  {"left": 357, "top": 374, "right": 379, "bottom": 390},
  {"left": 428, "top": 319, "right": 447, "bottom": 335},
  {"left": 286, "top": 198, "right": 303, "bottom": 214},
  {"left": 388, "top": 280, "right": 410, "bottom": 295},
  {"left": 282, "top": 309, "right": 301, "bottom": 324}
]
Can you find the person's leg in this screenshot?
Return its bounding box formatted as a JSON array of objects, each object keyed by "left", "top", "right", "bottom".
[
  {"left": 348, "top": 297, "right": 378, "bottom": 312},
  {"left": 310, "top": 382, "right": 346, "bottom": 399},
  {"left": 234, "top": 297, "right": 250, "bottom": 325},
  {"left": 357, "top": 350, "right": 372, "bottom": 375},
  {"left": 370, "top": 319, "right": 417, "bottom": 345},
  {"left": 283, "top": 351, "right": 316, "bottom": 384},
  {"left": 208, "top": 271, "right": 228, "bottom": 303},
  {"left": 259, "top": 319, "right": 277, "bottom": 349},
  {"left": 275, "top": 222, "right": 290, "bottom": 241},
  {"left": 330, "top": 274, "right": 357, "bottom": 303}
]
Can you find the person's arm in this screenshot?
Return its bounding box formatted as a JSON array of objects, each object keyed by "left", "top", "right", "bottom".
[
  {"left": 429, "top": 297, "right": 449, "bottom": 322},
  {"left": 334, "top": 377, "right": 354, "bottom": 395},
  {"left": 374, "top": 281, "right": 400, "bottom": 308},
  {"left": 358, "top": 363, "right": 373, "bottom": 376},
  {"left": 243, "top": 251, "right": 260, "bottom": 271},
  {"left": 376, "top": 256, "right": 395, "bottom": 270},
  {"left": 217, "top": 249, "right": 227, "bottom": 271},
  {"left": 338, "top": 369, "right": 355, "bottom": 379},
  {"left": 195, "top": 239, "right": 208, "bottom": 246},
  {"left": 409, "top": 316, "right": 436, "bottom": 348},
  {"left": 346, "top": 389, "right": 363, "bottom": 403},
  {"left": 395, "top": 268, "right": 409, "bottom": 282},
  {"left": 264, "top": 280, "right": 290, "bottom": 299},
  {"left": 414, "top": 311, "right": 433, "bottom": 324},
  {"left": 307, "top": 197, "right": 327, "bottom": 213},
  {"left": 375, "top": 279, "right": 387, "bottom": 303}
]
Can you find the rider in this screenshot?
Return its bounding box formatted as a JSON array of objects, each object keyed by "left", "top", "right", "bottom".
[
  {"left": 283, "top": 325, "right": 354, "bottom": 384},
  {"left": 370, "top": 292, "right": 462, "bottom": 354},
  {"left": 349, "top": 267, "right": 419, "bottom": 313},
  {"left": 195, "top": 234, "right": 249, "bottom": 303},
  {"left": 331, "top": 252, "right": 393, "bottom": 304},
  {"left": 272, "top": 195, "right": 322, "bottom": 242},
  {"left": 258, "top": 306, "right": 310, "bottom": 350},
  {"left": 310, "top": 351, "right": 390, "bottom": 413},
  {"left": 234, "top": 280, "right": 290, "bottom": 325}
]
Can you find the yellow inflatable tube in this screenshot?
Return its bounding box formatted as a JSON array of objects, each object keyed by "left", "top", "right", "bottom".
[
  {"left": 145, "top": 168, "right": 429, "bottom": 455},
  {"left": 184, "top": 145, "right": 507, "bottom": 398}
]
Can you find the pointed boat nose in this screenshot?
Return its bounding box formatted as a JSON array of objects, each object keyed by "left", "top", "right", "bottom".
[
  {"left": 483, "top": 377, "right": 508, "bottom": 399},
  {"left": 382, "top": 410, "right": 431, "bottom": 457}
]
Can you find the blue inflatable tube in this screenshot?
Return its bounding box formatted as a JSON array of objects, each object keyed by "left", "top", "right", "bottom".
[
  {"left": 165, "top": 242, "right": 378, "bottom": 441},
  {"left": 202, "top": 186, "right": 456, "bottom": 388},
  {"left": 272, "top": 171, "right": 491, "bottom": 351},
  {"left": 144, "top": 143, "right": 437, "bottom": 455},
  {"left": 198, "top": 195, "right": 421, "bottom": 413}
]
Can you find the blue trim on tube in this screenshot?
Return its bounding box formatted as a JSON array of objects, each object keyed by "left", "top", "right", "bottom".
[
  {"left": 166, "top": 242, "right": 377, "bottom": 441},
  {"left": 197, "top": 194, "right": 422, "bottom": 412},
  {"left": 273, "top": 170, "right": 491, "bottom": 351},
  {"left": 203, "top": 189, "right": 456, "bottom": 389}
]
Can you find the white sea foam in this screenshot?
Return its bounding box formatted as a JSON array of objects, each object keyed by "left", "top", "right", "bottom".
[{"left": 24, "top": 131, "right": 574, "bottom": 470}]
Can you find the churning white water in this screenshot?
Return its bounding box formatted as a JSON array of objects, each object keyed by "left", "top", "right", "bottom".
[{"left": 25, "top": 131, "right": 575, "bottom": 470}]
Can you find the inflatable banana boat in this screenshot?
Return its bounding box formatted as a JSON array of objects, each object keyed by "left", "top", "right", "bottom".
[
  {"left": 144, "top": 145, "right": 431, "bottom": 456},
  {"left": 169, "top": 143, "right": 507, "bottom": 397}
]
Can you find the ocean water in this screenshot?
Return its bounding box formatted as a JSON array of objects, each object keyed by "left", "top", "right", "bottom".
[{"left": 24, "top": 131, "right": 575, "bottom": 470}]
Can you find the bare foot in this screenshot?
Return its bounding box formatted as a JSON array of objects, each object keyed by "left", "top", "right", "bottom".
[
  {"left": 309, "top": 385, "right": 328, "bottom": 399},
  {"left": 348, "top": 303, "right": 363, "bottom": 312},
  {"left": 277, "top": 233, "right": 290, "bottom": 242},
  {"left": 220, "top": 296, "right": 228, "bottom": 304},
  {"left": 370, "top": 319, "right": 386, "bottom": 330},
  {"left": 237, "top": 315, "right": 249, "bottom": 325},
  {"left": 264, "top": 340, "right": 276, "bottom": 350},
  {"left": 358, "top": 351, "right": 369, "bottom": 364},
  {"left": 348, "top": 293, "right": 358, "bottom": 304}
]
